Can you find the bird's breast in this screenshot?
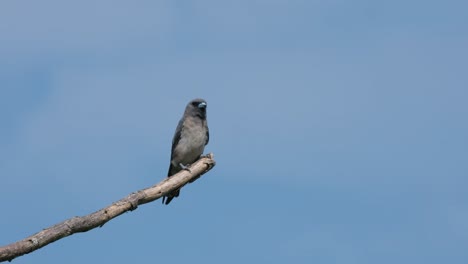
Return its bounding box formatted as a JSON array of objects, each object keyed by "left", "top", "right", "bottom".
[{"left": 175, "top": 121, "right": 207, "bottom": 164}]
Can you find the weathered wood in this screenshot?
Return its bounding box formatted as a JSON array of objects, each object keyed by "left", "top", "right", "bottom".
[{"left": 0, "top": 154, "right": 216, "bottom": 262}]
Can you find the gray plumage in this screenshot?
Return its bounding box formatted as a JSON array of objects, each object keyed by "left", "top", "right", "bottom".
[{"left": 162, "top": 98, "right": 209, "bottom": 205}]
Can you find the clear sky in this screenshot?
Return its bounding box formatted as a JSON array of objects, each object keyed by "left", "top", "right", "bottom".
[{"left": 1, "top": 1, "right": 467, "bottom": 263}]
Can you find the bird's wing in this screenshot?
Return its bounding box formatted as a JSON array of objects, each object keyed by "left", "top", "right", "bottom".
[
  {"left": 205, "top": 120, "right": 209, "bottom": 145},
  {"left": 171, "top": 118, "right": 184, "bottom": 155},
  {"left": 168, "top": 118, "right": 184, "bottom": 177}
]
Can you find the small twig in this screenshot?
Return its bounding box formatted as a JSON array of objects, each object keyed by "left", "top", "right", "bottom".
[{"left": 0, "top": 153, "right": 216, "bottom": 262}]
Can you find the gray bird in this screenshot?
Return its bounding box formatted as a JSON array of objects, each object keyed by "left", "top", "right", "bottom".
[{"left": 162, "top": 98, "right": 209, "bottom": 205}]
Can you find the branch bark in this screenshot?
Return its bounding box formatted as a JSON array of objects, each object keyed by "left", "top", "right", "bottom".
[{"left": 0, "top": 153, "right": 216, "bottom": 262}]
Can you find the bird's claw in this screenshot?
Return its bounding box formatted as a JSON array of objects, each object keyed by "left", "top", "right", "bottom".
[{"left": 179, "top": 163, "right": 192, "bottom": 173}]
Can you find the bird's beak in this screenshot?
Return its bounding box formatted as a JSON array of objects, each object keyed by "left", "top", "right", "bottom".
[{"left": 198, "top": 102, "right": 207, "bottom": 109}]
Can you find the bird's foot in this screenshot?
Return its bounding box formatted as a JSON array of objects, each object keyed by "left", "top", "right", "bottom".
[{"left": 179, "top": 163, "right": 192, "bottom": 173}]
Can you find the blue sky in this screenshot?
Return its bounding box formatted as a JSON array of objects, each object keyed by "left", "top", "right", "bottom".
[{"left": 1, "top": 1, "right": 467, "bottom": 263}]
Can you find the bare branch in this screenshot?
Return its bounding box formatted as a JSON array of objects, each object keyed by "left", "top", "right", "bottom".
[{"left": 0, "top": 154, "right": 216, "bottom": 262}]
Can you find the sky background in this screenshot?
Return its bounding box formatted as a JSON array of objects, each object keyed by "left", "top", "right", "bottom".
[{"left": 1, "top": 1, "right": 468, "bottom": 263}]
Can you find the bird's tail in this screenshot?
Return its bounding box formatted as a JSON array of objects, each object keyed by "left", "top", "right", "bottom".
[
  {"left": 163, "top": 163, "right": 181, "bottom": 205},
  {"left": 162, "top": 189, "right": 180, "bottom": 205},
  {"left": 163, "top": 162, "right": 180, "bottom": 205}
]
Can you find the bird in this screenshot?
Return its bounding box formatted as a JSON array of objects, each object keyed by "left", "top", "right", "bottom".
[{"left": 162, "top": 98, "right": 209, "bottom": 205}]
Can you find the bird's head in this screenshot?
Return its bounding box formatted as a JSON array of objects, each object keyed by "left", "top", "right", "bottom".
[{"left": 186, "top": 98, "right": 207, "bottom": 118}]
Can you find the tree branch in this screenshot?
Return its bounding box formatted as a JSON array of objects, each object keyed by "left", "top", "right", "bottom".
[{"left": 0, "top": 153, "right": 216, "bottom": 262}]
